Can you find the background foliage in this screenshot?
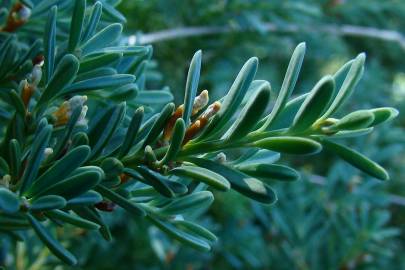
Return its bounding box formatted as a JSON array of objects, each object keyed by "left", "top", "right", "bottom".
[{"left": 0, "top": 0, "right": 404, "bottom": 269}]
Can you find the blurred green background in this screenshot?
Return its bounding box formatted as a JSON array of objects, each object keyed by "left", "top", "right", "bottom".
[
  {"left": 8, "top": 1, "right": 404, "bottom": 269},
  {"left": 93, "top": 0, "right": 405, "bottom": 269}
]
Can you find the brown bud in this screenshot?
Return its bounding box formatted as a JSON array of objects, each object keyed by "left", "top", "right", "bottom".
[
  {"left": 2, "top": 4, "right": 31, "bottom": 32},
  {"left": 119, "top": 173, "right": 131, "bottom": 184},
  {"left": 197, "top": 101, "right": 221, "bottom": 129},
  {"left": 163, "top": 105, "right": 184, "bottom": 141},
  {"left": 183, "top": 120, "right": 201, "bottom": 145},
  {"left": 21, "top": 80, "right": 35, "bottom": 108},
  {"left": 32, "top": 54, "right": 45, "bottom": 66},
  {"left": 163, "top": 90, "right": 210, "bottom": 141},
  {"left": 53, "top": 101, "right": 70, "bottom": 126}
]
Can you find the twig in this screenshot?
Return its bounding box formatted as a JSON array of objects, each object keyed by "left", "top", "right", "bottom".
[{"left": 130, "top": 23, "right": 405, "bottom": 50}]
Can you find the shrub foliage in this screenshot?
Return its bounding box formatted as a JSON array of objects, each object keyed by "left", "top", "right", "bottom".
[{"left": 0, "top": 0, "right": 398, "bottom": 266}]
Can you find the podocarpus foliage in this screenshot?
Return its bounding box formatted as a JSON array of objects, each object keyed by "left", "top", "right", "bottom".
[{"left": 0, "top": 0, "right": 399, "bottom": 266}]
